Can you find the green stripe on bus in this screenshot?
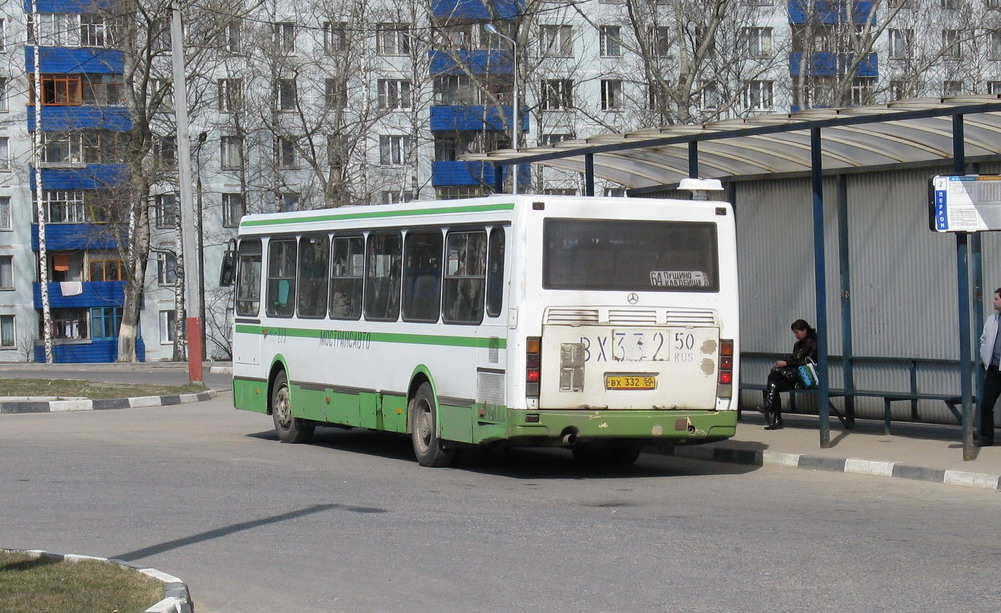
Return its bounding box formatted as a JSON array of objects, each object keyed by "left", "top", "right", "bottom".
[
  {"left": 234, "top": 324, "right": 508, "bottom": 349},
  {"left": 241, "top": 202, "right": 516, "bottom": 228}
]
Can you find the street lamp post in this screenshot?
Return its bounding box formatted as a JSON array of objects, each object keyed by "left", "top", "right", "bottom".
[
  {"left": 195, "top": 131, "right": 207, "bottom": 360},
  {"left": 483, "top": 23, "right": 518, "bottom": 194}
]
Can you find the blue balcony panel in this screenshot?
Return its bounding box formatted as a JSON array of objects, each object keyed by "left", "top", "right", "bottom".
[
  {"left": 31, "top": 164, "right": 128, "bottom": 190},
  {"left": 432, "top": 160, "right": 529, "bottom": 187},
  {"left": 25, "top": 47, "right": 125, "bottom": 74},
  {"left": 28, "top": 106, "right": 131, "bottom": 132},
  {"left": 34, "top": 338, "right": 145, "bottom": 364},
  {"left": 33, "top": 281, "right": 126, "bottom": 310},
  {"left": 788, "top": 1, "right": 874, "bottom": 24},
  {"left": 431, "top": 105, "right": 528, "bottom": 132},
  {"left": 31, "top": 223, "right": 120, "bottom": 251},
  {"left": 789, "top": 52, "right": 877, "bottom": 77},
  {"left": 432, "top": 0, "right": 522, "bottom": 20},
  {"left": 430, "top": 49, "right": 511, "bottom": 75},
  {"left": 25, "top": 0, "right": 115, "bottom": 12}
]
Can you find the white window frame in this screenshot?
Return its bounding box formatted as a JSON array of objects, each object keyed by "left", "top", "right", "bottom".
[
  {"left": 157, "top": 252, "right": 177, "bottom": 286},
  {"left": 323, "top": 21, "right": 347, "bottom": 54},
  {"left": 888, "top": 28, "right": 912, "bottom": 59},
  {"left": 218, "top": 78, "right": 242, "bottom": 112},
  {"left": 155, "top": 193, "right": 178, "bottom": 229},
  {"left": 221, "top": 135, "right": 243, "bottom": 170},
  {"left": 744, "top": 27, "right": 772, "bottom": 58},
  {"left": 0, "top": 314, "right": 14, "bottom": 347},
  {"left": 379, "top": 135, "right": 412, "bottom": 166},
  {"left": 377, "top": 23, "right": 410, "bottom": 56},
  {"left": 273, "top": 22, "right": 295, "bottom": 53},
  {"left": 599, "top": 26, "right": 622, "bottom": 57},
  {"left": 744, "top": 80, "right": 774, "bottom": 111},
  {"left": 274, "top": 136, "right": 298, "bottom": 169},
  {"left": 942, "top": 29, "right": 962, "bottom": 60},
  {"left": 0, "top": 254, "right": 12, "bottom": 289},
  {"left": 225, "top": 21, "right": 241, "bottom": 53},
  {"left": 0, "top": 196, "right": 9, "bottom": 230},
  {"left": 988, "top": 81, "right": 1001, "bottom": 95},
  {"left": 159, "top": 310, "right": 176, "bottom": 344},
  {"left": 377, "top": 79, "right": 412, "bottom": 109},
  {"left": 0, "top": 137, "right": 9, "bottom": 170},
  {"left": 0, "top": 76, "right": 8, "bottom": 112},
  {"left": 80, "top": 14, "right": 107, "bottom": 47},
  {"left": 540, "top": 25, "right": 573, "bottom": 57},
  {"left": 541, "top": 79, "right": 573, "bottom": 111},
  {"left": 223, "top": 193, "right": 244, "bottom": 228},
  {"left": 275, "top": 79, "right": 297, "bottom": 111},
  {"left": 600, "top": 79, "right": 623, "bottom": 111}
]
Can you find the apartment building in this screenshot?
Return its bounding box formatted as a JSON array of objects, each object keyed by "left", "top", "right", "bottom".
[{"left": 2, "top": 0, "right": 1000, "bottom": 362}]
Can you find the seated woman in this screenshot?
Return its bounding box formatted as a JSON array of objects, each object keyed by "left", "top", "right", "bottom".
[{"left": 758, "top": 319, "right": 818, "bottom": 430}]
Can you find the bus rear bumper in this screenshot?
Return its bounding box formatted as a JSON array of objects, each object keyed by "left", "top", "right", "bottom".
[{"left": 502, "top": 408, "right": 737, "bottom": 444}]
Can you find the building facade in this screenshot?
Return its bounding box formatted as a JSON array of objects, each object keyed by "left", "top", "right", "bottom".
[{"left": 2, "top": 0, "right": 1001, "bottom": 362}]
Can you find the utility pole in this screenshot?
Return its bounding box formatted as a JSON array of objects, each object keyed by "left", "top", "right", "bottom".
[{"left": 170, "top": 3, "right": 202, "bottom": 383}]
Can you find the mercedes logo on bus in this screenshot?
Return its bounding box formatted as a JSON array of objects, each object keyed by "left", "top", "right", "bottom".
[{"left": 627, "top": 293, "right": 639, "bottom": 304}]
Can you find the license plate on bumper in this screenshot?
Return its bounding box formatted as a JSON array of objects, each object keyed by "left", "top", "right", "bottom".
[{"left": 605, "top": 375, "right": 657, "bottom": 390}]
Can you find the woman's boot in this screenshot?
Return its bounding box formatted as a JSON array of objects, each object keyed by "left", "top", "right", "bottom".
[
  {"left": 756, "top": 388, "right": 773, "bottom": 424},
  {"left": 763, "top": 384, "right": 783, "bottom": 430}
]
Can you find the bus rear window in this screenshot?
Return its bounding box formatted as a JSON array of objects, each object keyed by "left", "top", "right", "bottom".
[{"left": 543, "top": 219, "right": 719, "bottom": 292}]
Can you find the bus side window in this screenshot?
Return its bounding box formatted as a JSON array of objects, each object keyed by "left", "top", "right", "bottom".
[
  {"left": 266, "top": 239, "right": 297, "bottom": 318},
  {"left": 486, "top": 227, "right": 505, "bottom": 318},
  {"left": 235, "top": 239, "right": 262, "bottom": 317},
  {"left": 330, "top": 236, "right": 364, "bottom": 320},
  {"left": 296, "top": 234, "right": 330, "bottom": 319},
  {"left": 364, "top": 231, "right": 402, "bottom": 321},
  {"left": 443, "top": 230, "right": 486, "bottom": 325},
  {"left": 402, "top": 229, "right": 443, "bottom": 323}
]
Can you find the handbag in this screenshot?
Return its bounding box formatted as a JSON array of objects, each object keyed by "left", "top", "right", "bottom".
[{"left": 797, "top": 358, "right": 819, "bottom": 389}]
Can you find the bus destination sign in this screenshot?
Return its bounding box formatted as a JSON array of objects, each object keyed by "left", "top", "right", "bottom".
[{"left": 930, "top": 175, "right": 1001, "bottom": 233}]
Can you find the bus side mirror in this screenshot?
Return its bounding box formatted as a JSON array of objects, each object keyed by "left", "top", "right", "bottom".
[{"left": 219, "top": 244, "right": 236, "bottom": 287}]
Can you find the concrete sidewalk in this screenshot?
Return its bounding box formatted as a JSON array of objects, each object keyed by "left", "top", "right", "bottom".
[{"left": 669, "top": 412, "right": 1001, "bottom": 491}]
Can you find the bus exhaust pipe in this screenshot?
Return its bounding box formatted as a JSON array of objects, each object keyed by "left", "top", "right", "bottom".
[{"left": 561, "top": 429, "right": 578, "bottom": 445}]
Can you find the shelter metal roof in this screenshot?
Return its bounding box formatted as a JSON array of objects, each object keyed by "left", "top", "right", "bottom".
[{"left": 462, "top": 95, "right": 1001, "bottom": 190}]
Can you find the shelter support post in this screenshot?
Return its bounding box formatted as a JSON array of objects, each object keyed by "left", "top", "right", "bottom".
[
  {"left": 494, "top": 164, "right": 505, "bottom": 194},
  {"left": 837, "top": 174, "right": 855, "bottom": 427},
  {"left": 688, "top": 141, "right": 699, "bottom": 178},
  {"left": 953, "top": 114, "right": 975, "bottom": 460},
  {"left": 810, "top": 127, "right": 831, "bottom": 448},
  {"left": 585, "top": 153, "right": 595, "bottom": 196}
]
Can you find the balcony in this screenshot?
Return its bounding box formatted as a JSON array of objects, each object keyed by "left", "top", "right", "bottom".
[
  {"left": 788, "top": 0, "right": 875, "bottom": 24},
  {"left": 28, "top": 106, "right": 131, "bottom": 132},
  {"left": 430, "top": 49, "right": 511, "bottom": 75},
  {"left": 31, "top": 223, "right": 119, "bottom": 251},
  {"left": 32, "top": 280, "right": 126, "bottom": 309},
  {"left": 25, "top": 47, "right": 125, "bottom": 74},
  {"left": 431, "top": 105, "right": 528, "bottom": 132},
  {"left": 31, "top": 164, "right": 128, "bottom": 191},
  {"left": 432, "top": 0, "right": 522, "bottom": 20},
  {"left": 789, "top": 52, "right": 878, "bottom": 77},
  {"left": 432, "top": 160, "right": 529, "bottom": 188}
]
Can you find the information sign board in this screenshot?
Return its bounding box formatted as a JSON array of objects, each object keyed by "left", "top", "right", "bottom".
[{"left": 930, "top": 175, "right": 1001, "bottom": 232}]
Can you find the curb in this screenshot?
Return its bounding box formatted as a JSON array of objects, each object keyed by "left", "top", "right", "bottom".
[
  {"left": 665, "top": 445, "right": 1001, "bottom": 491},
  {"left": 0, "top": 390, "right": 217, "bottom": 414},
  {"left": 2, "top": 549, "right": 193, "bottom": 613}
]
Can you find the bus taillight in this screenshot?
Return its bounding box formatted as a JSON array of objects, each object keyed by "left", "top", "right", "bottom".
[
  {"left": 526, "top": 336, "right": 541, "bottom": 398},
  {"left": 718, "top": 339, "right": 734, "bottom": 387}
]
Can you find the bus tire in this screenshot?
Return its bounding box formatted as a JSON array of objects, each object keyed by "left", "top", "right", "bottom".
[
  {"left": 572, "top": 444, "right": 642, "bottom": 466},
  {"left": 410, "top": 383, "right": 455, "bottom": 467},
  {"left": 271, "top": 371, "right": 314, "bottom": 444}
]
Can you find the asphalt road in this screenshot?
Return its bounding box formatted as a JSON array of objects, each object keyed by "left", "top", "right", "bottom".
[{"left": 1, "top": 395, "right": 998, "bottom": 612}]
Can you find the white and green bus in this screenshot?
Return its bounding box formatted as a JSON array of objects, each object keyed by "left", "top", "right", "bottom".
[{"left": 226, "top": 194, "right": 738, "bottom": 466}]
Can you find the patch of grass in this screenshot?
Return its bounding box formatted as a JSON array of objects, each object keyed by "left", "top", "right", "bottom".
[
  {"left": 0, "top": 379, "right": 208, "bottom": 400},
  {"left": 0, "top": 551, "right": 164, "bottom": 613}
]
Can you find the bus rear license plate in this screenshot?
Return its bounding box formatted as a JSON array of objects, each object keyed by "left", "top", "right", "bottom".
[{"left": 605, "top": 375, "right": 657, "bottom": 390}]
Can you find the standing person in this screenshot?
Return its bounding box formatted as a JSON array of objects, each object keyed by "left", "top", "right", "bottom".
[
  {"left": 757, "top": 319, "right": 818, "bottom": 430},
  {"left": 977, "top": 288, "right": 1001, "bottom": 447}
]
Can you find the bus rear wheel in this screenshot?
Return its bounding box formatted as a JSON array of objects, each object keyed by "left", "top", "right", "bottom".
[
  {"left": 271, "top": 371, "right": 314, "bottom": 444},
  {"left": 410, "top": 383, "right": 455, "bottom": 467}
]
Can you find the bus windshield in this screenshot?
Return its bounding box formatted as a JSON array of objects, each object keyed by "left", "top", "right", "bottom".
[{"left": 543, "top": 218, "right": 719, "bottom": 292}]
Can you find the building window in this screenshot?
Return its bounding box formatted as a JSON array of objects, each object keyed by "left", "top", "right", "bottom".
[
  {"left": 850, "top": 77, "right": 876, "bottom": 106},
  {"left": 218, "top": 78, "right": 242, "bottom": 112},
  {"left": 991, "top": 32, "right": 1001, "bottom": 61},
  {"left": 379, "top": 135, "right": 412, "bottom": 165},
  {"left": 540, "top": 25, "right": 573, "bottom": 57},
  {"left": 382, "top": 191, "right": 414, "bottom": 204},
  {"left": 80, "top": 14, "right": 106, "bottom": 47},
  {"left": 0, "top": 77, "right": 8, "bottom": 112},
  {"left": 890, "top": 80, "right": 912, "bottom": 100},
  {"left": 274, "top": 136, "right": 298, "bottom": 169},
  {"left": 42, "top": 190, "right": 86, "bottom": 223},
  {"left": 744, "top": 27, "right": 772, "bottom": 58},
  {"left": 378, "top": 79, "right": 412, "bottom": 109},
  {"left": 325, "top": 78, "right": 347, "bottom": 109},
  {"left": 541, "top": 79, "right": 573, "bottom": 110},
  {"left": 540, "top": 133, "right": 573, "bottom": 146},
  {"left": 155, "top": 194, "right": 178, "bottom": 229},
  {"left": 89, "top": 256, "right": 125, "bottom": 281},
  {"left": 599, "top": 26, "right": 622, "bottom": 57},
  {"left": 600, "top": 79, "right": 623, "bottom": 111},
  {"left": 744, "top": 80, "right": 773, "bottom": 111},
  {"left": 31, "top": 74, "right": 83, "bottom": 106},
  {"left": 0, "top": 196, "right": 9, "bottom": 230},
  {"left": 649, "top": 26, "right": 671, "bottom": 57},
  {"left": 0, "top": 255, "right": 12, "bottom": 289},
  {"left": 224, "top": 21, "right": 241, "bottom": 53},
  {"left": 701, "top": 81, "right": 721, "bottom": 110},
  {"left": 0, "top": 314, "right": 13, "bottom": 347},
  {"left": 434, "top": 75, "right": 473, "bottom": 105},
  {"left": 159, "top": 310, "right": 176, "bottom": 344},
  {"left": 888, "top": 29, "right": 912, "bottom": 59},
  {"left": 988, "top": 81, "right": 1001, "bottom": 95},
  {"left": 942, "top": 29, "right": 962, "bottom": 60},
  {"left": 221, "top": 136, "right": 243, "bottom": 169},
  {"left": 81, "top": 75, "right": 122, "bottom": 106},
  {"left": 0, "top": 137, "right": 8, "bottom": 170},
  {"left": 154, "top": 135, "right": 176, "bottom": 168},
  {"left": 943, "top": 80, "right": 962, "bottom": 97},
  {"left": 274, "top": 79, "right": 297, "bottom": 111},
  {"left": 157, "top": 252, "right": 177, "bottom": 286},
  {"left": 273, "top": 22, "right": 295, "bottom": 53},
  {"left": 90, "top": 307, "right": 122, "bottom": 340},
  {"left": 377, "top": 23, "right": 410, "bottom": 56},
  {"left": 323, "top": 21, "right": 347, "bottom": 54},
  {"left": 222, "top": 193, "right": 244, "bottom": 227},
  {"left": 279, "top": 192, "right": 299, "bottom": 212},
  {"left": 0, "top": 18, "right": 5, "bottom": 51},
  {"left": 42, "top": 133, "right": 83, "bottom": 164}
]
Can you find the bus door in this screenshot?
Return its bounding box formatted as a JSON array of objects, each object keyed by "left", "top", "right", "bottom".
[{"left": 232, "top": 238, "right": 263, "bottom": 367}]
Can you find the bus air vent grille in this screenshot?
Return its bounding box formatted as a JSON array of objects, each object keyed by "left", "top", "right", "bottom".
[
  {"left": 546, "top": 308, "right": 600, "bottom": 324},
  {"left": 665, "top": 309, "right": 718, "bottom": 327},
  {"left": 608, "top": 309, "right": 658, "bottom": 325}
]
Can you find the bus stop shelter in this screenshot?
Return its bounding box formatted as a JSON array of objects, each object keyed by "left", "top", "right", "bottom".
[{"left": 464, "top": 95, "right": 1001, "bottom": 459}]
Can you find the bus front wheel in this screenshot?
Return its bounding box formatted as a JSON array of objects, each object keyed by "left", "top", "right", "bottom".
[
  {"left": 410, "top": 383, "right": 455, "bottom": 467},
  {"left": 271, "top": 371, "right": 314, "bottom": 444}
]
